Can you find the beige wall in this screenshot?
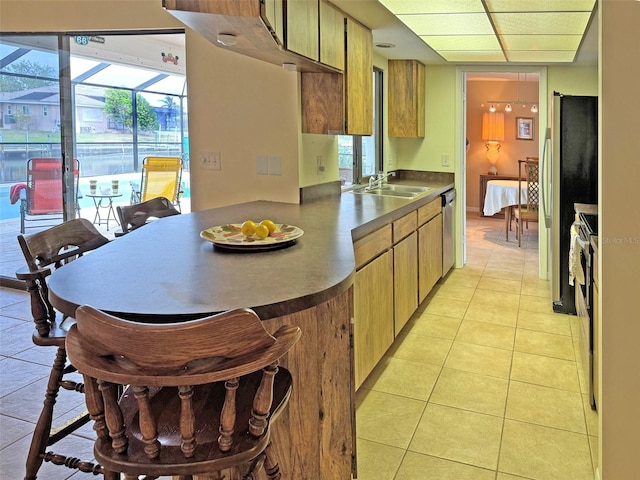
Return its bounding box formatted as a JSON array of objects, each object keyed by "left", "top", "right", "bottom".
[
  {"left": 393, "top": 66, "right": 457, "bottom": 173},
  {"left": 185, "top": 33, "right": 300, "bottom": 211},
  {"left": 599, "top": 1, "right": 640, "bottom": 478}
]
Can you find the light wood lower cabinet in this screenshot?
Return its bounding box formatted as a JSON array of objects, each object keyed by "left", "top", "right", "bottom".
[
  {"left": 394, "top": 232, "right": 418, "bottom": 335},
  {"left": 354, "top": 250, "right": 394, "bottom": 389},
  {"left": 419, "top": 213, "right": 443, "bottom": 303}
]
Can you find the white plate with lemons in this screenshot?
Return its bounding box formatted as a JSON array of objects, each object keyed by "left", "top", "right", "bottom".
[{"left": 200, "top": 222, "right": 304, "bottom": 251}]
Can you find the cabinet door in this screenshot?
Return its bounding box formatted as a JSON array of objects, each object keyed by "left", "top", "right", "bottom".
[
  {"left": 286, "top": 0, "right": 319, "bottom": 61},
  {"left": 418, "top": 213, "right": 443, "bottom": 303},
  {"left": 394, "top": 231, "right": 418, "bottom": 335},
  {"left": 354, "top": 250, "right": 394, "bottom": 389},
  {"left": 388, "top": 59, "right": 425, "bottom": 137},
  {"left": 345, "top": 17, "right": 373, "bottom": 135},
  {"left": 320, "top": 0, "right": 344, "bottom": 70},
  {"left": 263, "top": 0, "right": 284, "bottom": 46}
]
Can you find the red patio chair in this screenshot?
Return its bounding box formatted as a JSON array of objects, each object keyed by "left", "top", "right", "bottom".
[{"left": 18, "top": 157, "right": 80, "bottom": 234}]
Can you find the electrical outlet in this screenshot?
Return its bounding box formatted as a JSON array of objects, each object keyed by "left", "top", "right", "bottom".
[
  {"left": 317, "top": 155, "right": 325, "bottom": 173},
  {"left": 441, "top": 154, "right": 450, "bottom": 167},
  {"left": 211, "top": 151, "right": 221, "bottom": 170},
  {"left": 201, "top": 152, "right": 222, "bottom": 170}
]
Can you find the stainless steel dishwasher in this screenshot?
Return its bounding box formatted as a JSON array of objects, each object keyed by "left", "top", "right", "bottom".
[{"left": 441, "top": 189, "right": 456, "bottom": 276}]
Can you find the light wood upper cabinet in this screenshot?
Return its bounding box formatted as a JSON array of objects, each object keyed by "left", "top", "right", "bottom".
[
  {"left": 301, "top": 15, "right": 372, "bottom": 135},
  {"left": 320, "top": 0, "right": 345, "bottom": 70},
  {"left": 286, "top": 0, "right": 319, "bottom": 61},
  {"left": 263, "top": 0, "right": 283, "bottom": 46},
  {"left": 345, "top": 17, "right": 373, "bottom": 135},
  {"left": 388, "top": 59, "right": 425, "bottom": 138},
  {"left": 162, "top": 0, "right": 341, "bottom": 73}
]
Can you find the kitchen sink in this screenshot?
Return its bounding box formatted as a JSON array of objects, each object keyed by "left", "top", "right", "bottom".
[{"left": 350, "top": 184, "right": 433, "bottom": 198}]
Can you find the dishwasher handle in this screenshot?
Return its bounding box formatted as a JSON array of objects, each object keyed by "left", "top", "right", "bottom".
[{"left": 442, "top": 189, "right": 456, "bottom": 206}]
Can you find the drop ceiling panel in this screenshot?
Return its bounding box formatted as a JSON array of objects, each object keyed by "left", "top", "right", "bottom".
[
  {"left": 379, "top": 0, "right": 484, "bottom": 14},
  {"left": 485, "top": 0, "right": 596, "bottom": 13},
  {"left": 398, "top": 13, "right": 494, "bottom": 35},
  {"left": 492, "top": 12, "right": 592, "bottom": 35},
  {"left": 507, "top": 50, "right": 578, "bottom": 63},
  {"left": 420, "top": 35, "right": 502, "bottom": 51},
  {"left": 438, "top": 50, "right": 506, "bottom": 62},
  {"left": 501, "top": 35, "right": 583, "bottom": 51}
]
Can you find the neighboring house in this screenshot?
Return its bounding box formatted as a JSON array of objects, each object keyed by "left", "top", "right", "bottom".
[{"left": 0, "top": 85, "right": 108, "bottom": 133}]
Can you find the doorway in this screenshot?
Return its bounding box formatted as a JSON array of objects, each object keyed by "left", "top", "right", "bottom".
[{"left": 458, "top": 67, "right": 547, "bottom": 277}]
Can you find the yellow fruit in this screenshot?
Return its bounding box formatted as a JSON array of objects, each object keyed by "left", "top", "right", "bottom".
[
  {"left": 254, "top": 224, "right": 269, "bottom": 239},
  {"left": 241, "top": 220, "right": 257, "bottom": 237},
  {"left": 260, "top": 219, "right": 277, "bottom": 234}
]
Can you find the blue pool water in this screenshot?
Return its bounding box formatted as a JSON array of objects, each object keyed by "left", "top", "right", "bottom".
[{"left": 0, "top": 177, "right": 190, "bottom": 221}]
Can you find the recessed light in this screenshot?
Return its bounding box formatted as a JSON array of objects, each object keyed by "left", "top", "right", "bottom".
[
  {"left": 375, "top": 43, "right": 396, "bottom": 48},
  {"left": 217, "top": 33, "right": 238, "bottom": 47}
]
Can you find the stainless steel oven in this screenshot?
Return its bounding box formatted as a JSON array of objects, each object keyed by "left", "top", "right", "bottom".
[{"left": 575, "top": 211, "right": 597, "bottom": 409}]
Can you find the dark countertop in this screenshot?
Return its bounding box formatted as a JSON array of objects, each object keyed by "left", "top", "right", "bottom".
[{"left": 48, "top": 178, "right": 454, "bottom": 321}]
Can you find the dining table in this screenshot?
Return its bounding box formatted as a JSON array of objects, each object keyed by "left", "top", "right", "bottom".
[{"left": 483, "top": 179, "right": 528, "bottom": 239}]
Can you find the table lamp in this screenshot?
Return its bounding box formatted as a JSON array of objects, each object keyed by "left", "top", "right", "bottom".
[{"left": 482, "top": 112, "right": 505, "bottom": 175}]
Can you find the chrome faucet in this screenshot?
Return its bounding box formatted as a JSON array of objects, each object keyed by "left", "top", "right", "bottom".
[{"left": 366, "top": 171, "right": 396, "bottom": 190}]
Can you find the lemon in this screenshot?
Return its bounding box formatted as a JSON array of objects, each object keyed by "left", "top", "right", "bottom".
[
  {"left": 241, "top": 220, "right": 257, "bottom": 237},
  {"left": 260, "top": 219, "right": 277, "bottom": 234},
  {"left": 254, "top": 224, "right": 269, "bottom": 239}
]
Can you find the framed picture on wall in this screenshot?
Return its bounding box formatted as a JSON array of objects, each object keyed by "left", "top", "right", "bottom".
[{"left": 516, "top": 117, "right": 534, "bottom": 140}]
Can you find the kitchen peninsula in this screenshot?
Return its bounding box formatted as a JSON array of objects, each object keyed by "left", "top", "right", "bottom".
[{"left": 47, "top": 173, "right": 454, "bottom": 479}]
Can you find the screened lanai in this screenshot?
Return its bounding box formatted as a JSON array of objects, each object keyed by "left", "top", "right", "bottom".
[{"left": 0, "top": 31, "right": 188, "bottom": 282}]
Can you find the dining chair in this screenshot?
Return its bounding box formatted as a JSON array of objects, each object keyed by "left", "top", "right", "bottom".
[
  {"left": 513, "top": 158, "right": 540, "bottom": 247},
  {"left": 65, "top": 305, "right": 301, "bottom": 480},
  {"left": 15, "top": 218, "right": 110, "bottom": 479},
  {"left": 130, "top": 156, "right": 183, "bottom": 211},
  {"left": 15, "top": 157, "right": 81, "bottom": 234},
  {"left": 115, "top": 196, "right": 181, "bottom": 236}
]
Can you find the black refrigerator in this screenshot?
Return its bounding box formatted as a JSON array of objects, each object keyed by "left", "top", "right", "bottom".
[{"left": 547, "top": 94, "right": 598, "bottom": 315}]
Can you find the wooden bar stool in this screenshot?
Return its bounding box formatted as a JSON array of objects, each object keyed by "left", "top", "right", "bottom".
[
  {"left": 16, "top": 218, "right": 110, "bottom": 479},
  {"left": 66, "top": 305, "right": 301, "bottom": 480}
]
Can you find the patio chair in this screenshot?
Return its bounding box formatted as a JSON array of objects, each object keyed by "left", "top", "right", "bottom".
[
  {"left": 130, "top": 156, "right": 183, "bottom": 211},
  {"left": 15, "top": 157, "right": 80, "bottom": 234}
]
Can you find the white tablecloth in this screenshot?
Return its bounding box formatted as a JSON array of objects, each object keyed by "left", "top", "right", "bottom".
[{"left": 483, "top": 180, "right": 528, "bottom": 216}]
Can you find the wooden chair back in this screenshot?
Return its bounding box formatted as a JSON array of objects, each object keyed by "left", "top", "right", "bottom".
[
  {"left": 518, "top": 158, "right": 540, "bottom": 214},
  {"left": 115, "top": 196, "right": 180, "bottom": 235},
  {"left": 17, "top": 218, "right": 109, "bottom": 338},
  {"left": 66, "top": 306, "right": 301, "bottom": 478}
]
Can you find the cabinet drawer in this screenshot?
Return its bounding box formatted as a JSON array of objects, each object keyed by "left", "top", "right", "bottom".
[
  {"left": 393, "top": 211, "right": 417, "bottom": 244},
  {"left": 353, "top": 224, "right": 392, "bottom": 269},
  {"left": 418, "top": 197, "right": 441, "bottom": 226}
]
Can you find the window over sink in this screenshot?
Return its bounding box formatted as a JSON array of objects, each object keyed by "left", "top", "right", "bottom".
[{"left": 339, "top": 68, "right": 382, "bottom": 187}]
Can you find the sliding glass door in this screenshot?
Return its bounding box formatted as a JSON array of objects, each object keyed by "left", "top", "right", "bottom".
[{"left": 0, "top": 31, "right": 187, "bottom": 283}]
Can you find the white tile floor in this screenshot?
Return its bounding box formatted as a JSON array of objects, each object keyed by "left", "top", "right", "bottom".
[{"left": 0, "top": 212, "right": 597, "bottom": 479}]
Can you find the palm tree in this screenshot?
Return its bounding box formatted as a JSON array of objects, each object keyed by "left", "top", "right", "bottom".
[{"left": 161, "top": 95, "right": 177, "bottom": 130}]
